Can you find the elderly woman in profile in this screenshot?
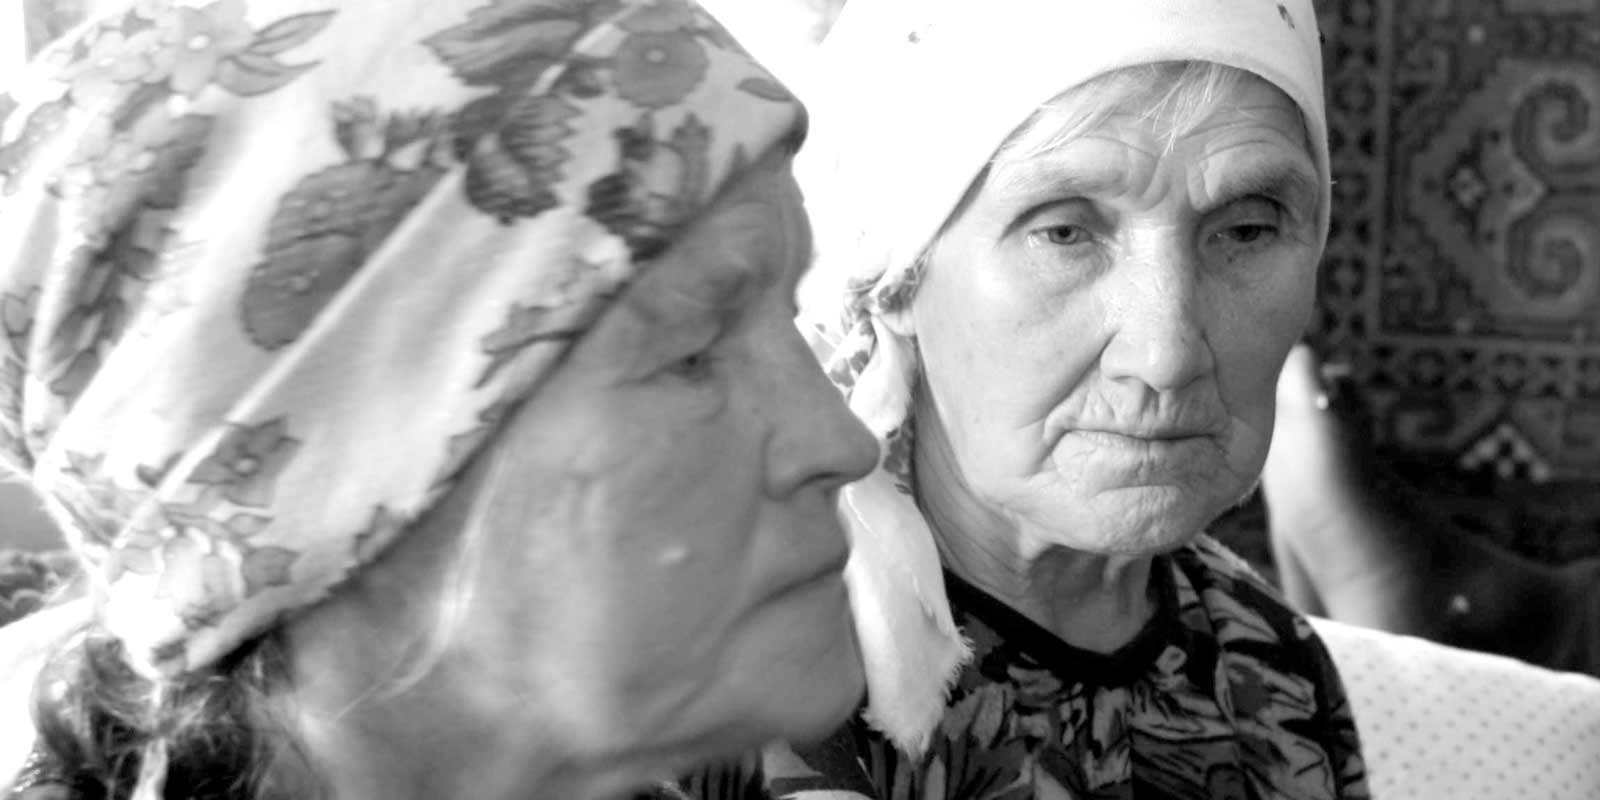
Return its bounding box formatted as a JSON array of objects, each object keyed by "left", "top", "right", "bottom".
[
  {"left": 0, "top": 0, "right": 878, "bottom": 797},
  {"left": 746, "top": 0, "right": 1370, "bottom": 795}
]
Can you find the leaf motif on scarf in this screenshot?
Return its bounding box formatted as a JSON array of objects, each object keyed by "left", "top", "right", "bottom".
[
  {"left": 422, "top": 0, "right": 618, "bottom": 224},
  {"left": 584, "top": 112, "right": 713, "bottom": 260},
  {"left": 0, "top": 288, "right": 37, "bottom": 469},
  {"left": 476, "top": 296, "right": 593, "bottom": 388},
  {"left": 434, "top": 402, "right": 511, "bottom": 491},
  {"left": 213, "top": 52, "right": 318, "bottom": 96},
  {"left": 186, "top": 417, "right": 301, "bottom": 509},
  {"left": 245, "top": 10, "right": 338, "bottom": 56},
  {"left": 41, "top": 114, "right": 212, "bottom": 406},
  {"left": 458, "top": 93, "right": 580, "bottom": 223},
  {"left": 423, "top": 0, "right": 613, "bottom": 88},
  {"left": 241, "top": 545, "right": 299, "bottom": 597},
  {"left": 737, "top": 77, "right": 794, "bottom": 103},
  {"left": 242, "top": 99, "right": 450, "bottom": 349},
  {"left": 351, "top": 505, "right": 409, "bottom": 567}
]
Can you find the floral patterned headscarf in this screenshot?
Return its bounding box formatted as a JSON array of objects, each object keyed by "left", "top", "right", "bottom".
[
  {"left": 797, "top": 0, "right": 1331, "bottom": 755},
  {"left": 0, "top": 0, "right": 802, "bottom": 680}
]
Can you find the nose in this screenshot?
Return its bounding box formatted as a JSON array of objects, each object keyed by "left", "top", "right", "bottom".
[
  {"left": 1098, "top": 237, "right": 1214, "bottom": 391},
  {"left": 765, "top": 323, "right": 881, "bottom": 498}
]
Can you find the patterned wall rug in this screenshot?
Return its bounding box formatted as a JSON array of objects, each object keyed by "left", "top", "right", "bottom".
[{"left": 1219, "top": 0, "right": 1600, "bottom": 568}]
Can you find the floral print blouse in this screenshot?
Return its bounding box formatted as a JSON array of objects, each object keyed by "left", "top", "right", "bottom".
[{"left": 670, "top": 536, "right": 1369, "bottom": 800}]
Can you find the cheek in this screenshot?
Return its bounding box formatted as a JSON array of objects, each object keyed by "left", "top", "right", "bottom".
[
  {"left": 915, "top": 257, "right": 1101, "bottom": 476},
  {"left": 467, "top": 403, "right": 771, "bottom": 748},
  {"left": 561, "top": 400, "right": 767, "bottom": 671},
  {"left": 1211, "top": 267, "right": 1314, "bottom": 457}
]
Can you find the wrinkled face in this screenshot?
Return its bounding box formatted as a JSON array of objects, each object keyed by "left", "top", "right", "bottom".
[
  {"left": 904, "top": 74, "right": 1320, "bottom": 556},
  {"left": 460, "top": 153, "right": 877, "bottom": 766}
]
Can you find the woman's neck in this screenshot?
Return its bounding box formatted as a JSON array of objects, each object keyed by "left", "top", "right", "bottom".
[
  {"left": 287, "top": 703, "right": 648, "bottom": 800},
  {"left": 911, "top": 410, "right": 1157, "bottom": 654}
]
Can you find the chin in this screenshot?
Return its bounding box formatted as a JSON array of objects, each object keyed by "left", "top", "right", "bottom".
[
  {"left": 1046, "top": 488, "right": 1222, "bottom": 556},
  {"left": 615, "top": 619, "right": 862, "bottom": 777},
  {"left": 765, "top": 638, "right": 865, "bottom": 743},
  {"left": 729, "top": 576, "right": 865, "bottom": 744}
]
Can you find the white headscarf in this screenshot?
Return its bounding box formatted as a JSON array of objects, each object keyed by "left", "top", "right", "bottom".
[{"left": 799, "top": 0, "right": 1330, "bottom": 755}]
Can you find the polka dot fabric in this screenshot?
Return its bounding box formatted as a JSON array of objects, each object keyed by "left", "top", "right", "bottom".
[{"left": 1311, "top": 617, "right": 1600, "bottom": 799}]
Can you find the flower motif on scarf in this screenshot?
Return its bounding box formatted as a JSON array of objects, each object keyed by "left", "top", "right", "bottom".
[
  {"left": 50, "top": 1, "right": 329, "bottom": 108},
  {"left": 0, "top": 3, "right": 331, "bottom": 191},
  {"left": 241, "top": 99, "right": 451, "bottom": 349},
  {"left": 152, "top": 0, "right": 257, "bottom": 95},
  {"left": 0, "top": 96, "right": 74, "bottom": 198},
  {"left": 55, "top": 451, "right": 143, "bottom": 549},
  {"left": 114, "top": 500, "right": 295, "bottom": 596},
  {"left": 149, "top": 532, "right": 236, "bottom": 629},
  {"left": 612, "top": 5, "right": 712, "bottom": 110},
  {"left": 63, "top": 30, "right": 164, "bottom": 107},
  {"left": 186, "top": 418, "right": 301, "bottom": 508}
]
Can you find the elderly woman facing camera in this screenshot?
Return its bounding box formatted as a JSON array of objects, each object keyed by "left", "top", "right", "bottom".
[
  {"left": 0, "top": 1, "right": 875, "bottom": 797},
  {"left": 749, "top": 0, "right": 1369, "bottom": 796}
]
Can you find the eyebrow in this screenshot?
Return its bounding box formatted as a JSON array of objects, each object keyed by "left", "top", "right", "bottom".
[
  {"left": 987, "top": 163, "right": 1133, "bottom": 239},
  {"left": 989, "top": 163, "right": 1130, "bottom": 208},
  {"left": 1201, "top": 159, "right": 1321, "bottom": 217}
]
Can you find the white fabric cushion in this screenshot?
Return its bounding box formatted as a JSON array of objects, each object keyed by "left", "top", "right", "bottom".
[{"left": 1312, "top": 616, "right": 1600, "bottom": 799}]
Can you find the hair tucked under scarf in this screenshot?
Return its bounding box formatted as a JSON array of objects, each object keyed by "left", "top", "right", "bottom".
[
  {"left": 796, "top": 0, "right": 1331, "bottom": 755},
  {"left": 0, "top": 0, "right": 802, "bottom": 682}
]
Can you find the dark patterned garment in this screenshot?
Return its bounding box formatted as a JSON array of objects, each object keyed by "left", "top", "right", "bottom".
[{"left": 749, "top": 537, "right": 1369, "bottom": 800}]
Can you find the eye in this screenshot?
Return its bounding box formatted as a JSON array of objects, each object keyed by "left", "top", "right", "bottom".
[
  {"left": 1209, "top": 198, "right": 1286, "bottom": 250},
  {"left": 666, "top": 348, "right": 717, "bottom": 382},
  {"left": 1040, "top": 224, "right": 1092, "bottom": 246},
  {"left": 1218, "top": 223, "right": 1275, "bottom": 244}
]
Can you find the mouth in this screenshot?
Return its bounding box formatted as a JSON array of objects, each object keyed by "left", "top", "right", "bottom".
[
  {"left": 1073, "top": 429, "right": 1212, "bottom": 447},
  {"left": 765, "top": 546, "right": 851, "bottom": 604}
]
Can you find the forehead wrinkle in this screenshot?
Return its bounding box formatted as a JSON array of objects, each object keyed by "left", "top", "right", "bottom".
[
  {"left": 988, "top": 134, "right": 1158, "bottom": 211},
  {"left": 1176, "top": 101, "right": 1306, "bottom": 142}
]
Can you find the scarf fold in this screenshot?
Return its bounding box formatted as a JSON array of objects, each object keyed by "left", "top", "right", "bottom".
[
  {"left": 0, "top": 0, "right": 803, "bottom": 681},
  {"left": 798, "top": 0, "right": 1331, "bottom": 755}
]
